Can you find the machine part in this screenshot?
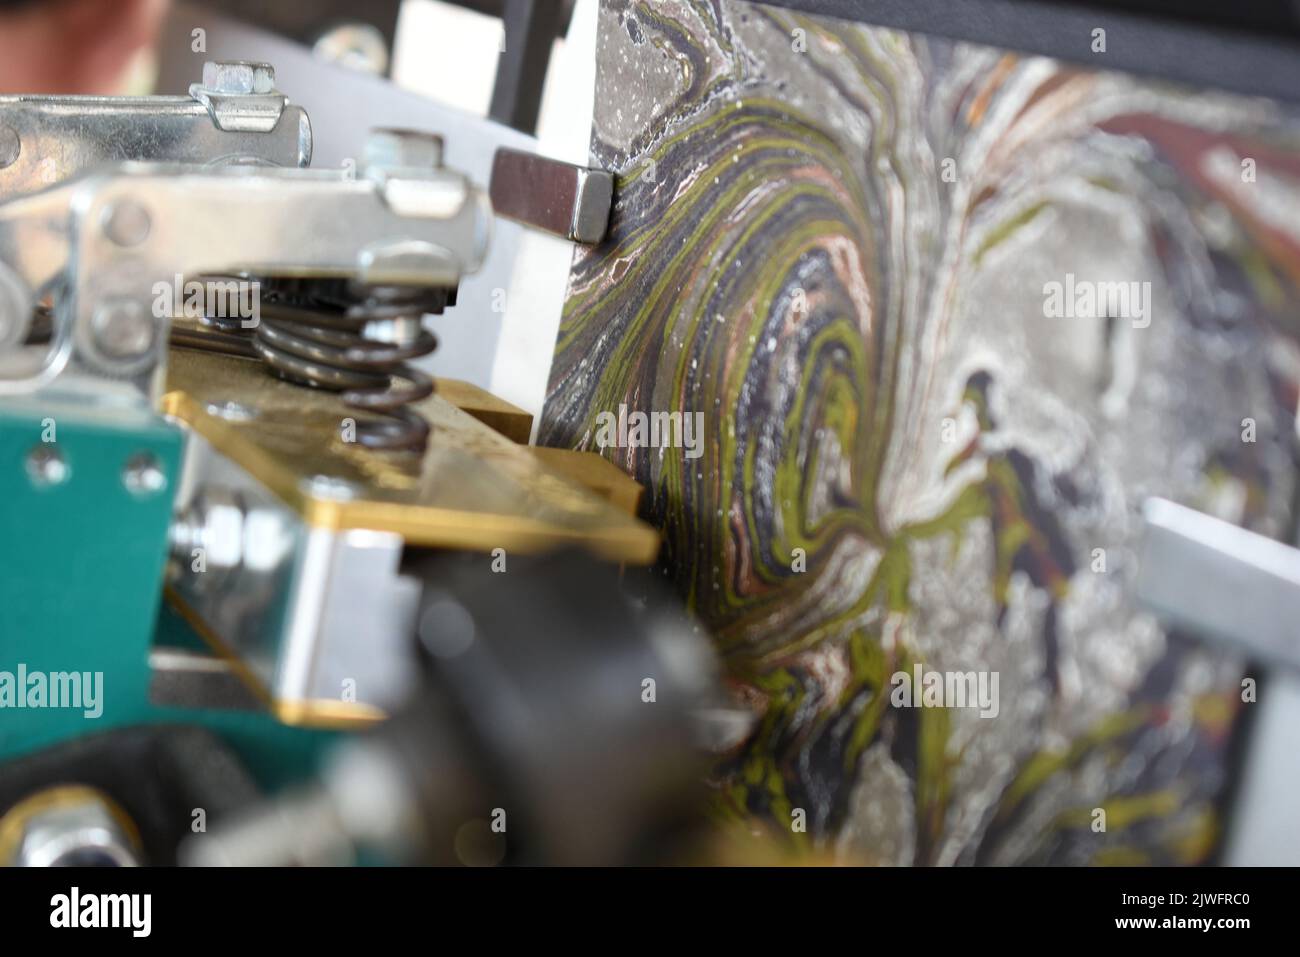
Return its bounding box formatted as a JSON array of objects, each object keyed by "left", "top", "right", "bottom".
[
  {"left": 0, "top": 60, "right": 311, "bottom": 201},
  {"left": 0, "top": 726, "right": 264, "bottom": 866},
  {"left": 251, "top": 281, "right": 443, "bottom": 452},
  {"left": 188, "top": 60, "right": 293, "bottom": 134},
  {"left": 91, "top": 300, "right": 155, "bottom": 361},
  {"left": 192, "top": 0, "right": 402, "bottom": 76},
  {"left": 156, "top": 6, "right": 542, "bottom": 391},
  {"left": 0, "top": 399, "right": 182, "bottom": 762},
  {"left": 160, "top": 347, "right": 659, "bottom": 723},
  {"left": 490, "top": 147, "right": 612, "bottom": 243},
  {"left": 435, "top": 376, "right": 533, "bottom": 443},
  {"left": 0, "top": 125, "right": 19, "bottom": 170},
  {"left": 529, "top": 445, "right": 644, "bottom": 517},
  {"left": 23, "top": 443, "right": 68, "bottom": 487},
  {"left": 365, "top": 127, "right": 443, "bottom": 170},
  {"left": 162, "top": 347, "right": 660, "bottom": 561},
  {"left": 0, "top": 135, "right": 489, "bottom": 407},
  {"left": 313, "top": 22, "right": 391, "bottom": 76},
  {"left": 147, "top": 647, "right": 266, "bottom": 713},
  {"left": 0, "top": 259, "right": 29, "bottom": 349},
  {"left": 183, "top": 551, "right": 715, "bottom": 866},
  {"left": 1136, "top": 497, "right": 1300, "bottom": 673},
  {"left": 0, "top": 786, "right": 141, "bottom": 867}
]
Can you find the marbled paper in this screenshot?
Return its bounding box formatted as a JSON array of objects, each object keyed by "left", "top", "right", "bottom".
[{"left": 540, "top": 0, "right": 1300, "bottom": 864}]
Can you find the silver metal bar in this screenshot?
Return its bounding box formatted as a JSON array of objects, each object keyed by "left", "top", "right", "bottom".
[
  {"left": 1136, "top": 497, "right": 1300, "bottom": 672},
  {"left": 489, "top": 147, "right": 612, "bottom": 243},
  {"left": 0, "top": 61, "right": 311, "bottom": 201}
]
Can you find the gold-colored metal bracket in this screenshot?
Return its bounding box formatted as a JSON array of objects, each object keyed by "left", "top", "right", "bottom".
[
  {"left": 163, "top": 585, "right": 386, "bottom": 730},
  {"left": 160, "top": 349, "right": 660, "bottom": 563}
]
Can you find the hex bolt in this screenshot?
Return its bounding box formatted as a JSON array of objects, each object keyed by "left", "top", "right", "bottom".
[
  {"left": 0, "top": 124, "right": 20, "bottom": 170},
  {"left": 169, "top": 487, "right": 246, "bottom": 572},
  {"left": 100, "top": 199, "right": 151, "bottom": 247},
  {"left": 92, "top": 300, "right": 155, "bottom": 360},
  {"left": 25, "top": 445, "right": 69, "bottom": 487},
  {"left": 364, "top": 128, "right": 444, "bottom": 171},
  {"left": 202, "top": 60, "right": 276, "bottom": 95},
  {"left": 122, "top": 452, "right": 167, "bottom": 497},
  {"left": 6, "top": 787, "right": 141, "bottom": 867}
]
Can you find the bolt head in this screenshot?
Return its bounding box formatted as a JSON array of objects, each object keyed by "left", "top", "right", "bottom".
[
  {"left": 101, "top": 199, "right": 151, "bottom": 247},
  {"left": 25, "top": 445, "right": 69, "bottom": 487},
  {"left": 122, "top": 452, "right": 167, "bottom": 497},
  {"left": 201, "top": 492, "right": 245, "bottom": 570},
  {"left": 7, "top": 788, "right": 139, "bottom": 867},
  {"left": 202, "top": 60, "right": 276, "bottom": 95},
  {"left": 92, "top": 300, "right": 155, "bottom": 360},
  {"left": 363, "top": 128, "right": 444, "bottom": 171}
]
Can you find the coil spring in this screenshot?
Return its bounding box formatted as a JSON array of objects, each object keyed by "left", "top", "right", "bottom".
[{"left": 251, "top": 280, "right": 448, "bottom": 452}]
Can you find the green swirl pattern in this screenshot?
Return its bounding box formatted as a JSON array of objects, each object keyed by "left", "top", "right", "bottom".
[{"left": 540, "top": 0, "right": 1300, "bottom": 864}]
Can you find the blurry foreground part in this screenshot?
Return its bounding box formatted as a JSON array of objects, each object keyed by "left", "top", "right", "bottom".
[
  {"left": 183, "top": 551, "right": 718, "bottom": 866},
  {"left": 1137, "top": 498, "right": 1300, "bottom": 673},
  {"left": 0, "top": 786, "right": 141, "bottom": 867}
]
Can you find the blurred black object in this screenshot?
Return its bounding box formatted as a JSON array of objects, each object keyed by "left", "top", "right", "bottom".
[{"left": 185, "top": 550, "right": 716, "bottom": 866}]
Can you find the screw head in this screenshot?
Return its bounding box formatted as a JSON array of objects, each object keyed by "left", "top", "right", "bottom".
[
  {"left": 202, "top": 60, "right": 276, "bottom": 95},
  {"left": 92, "top": 300, "right": 155, "bottom": 360},
  {"left": 363, "top": 128, "right": 444, "bottom": 171},
  {"left": 25, "top": 445, "right": 69, "bottom": 487},
  {"left": 0, "top": 125, "right": 20, "bottom": 170},
  {"left": 122, "top": 452, "right": 167, "bottom": 497},
  {"left": 101, "top": 199, "right": 151, "bottom": 247}
]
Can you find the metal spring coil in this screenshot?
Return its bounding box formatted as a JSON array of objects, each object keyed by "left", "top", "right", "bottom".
[{"left": 250, "top": 280, "right": 448, "bottom": 452}]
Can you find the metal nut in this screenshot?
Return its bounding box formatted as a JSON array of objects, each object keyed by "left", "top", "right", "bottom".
[
  {"left": 196, "top": 487, "right": 245, "bottom": 571},
  {"left": 25, "top": 445, "right": 69, "bottom": 487},
  {"left": 202, "top": 60, "right": 276, "bottom": 95},
  {"left": 122, "top": 452, "right": 167, "bottom": 497},
  {"left": 1, "top": 787, "right": 140, "bottom": 867}
]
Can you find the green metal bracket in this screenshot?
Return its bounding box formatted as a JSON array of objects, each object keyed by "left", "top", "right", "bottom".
[
  {"left": 0, "top": 399, "right": 334, "bottom": 786},
  {"left": 0, "top": 397, "right": 182, "bottom": 760}
]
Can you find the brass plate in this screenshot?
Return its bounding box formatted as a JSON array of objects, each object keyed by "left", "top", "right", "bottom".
[
  {"left": 161, "top": 349, "right": 661, "bottom": 564},
  {"left": 435, "top": 377, "right": 534, "bottom": 443},
  {"left": 529, "top": 446, "right": 645, "bottom": 518}
]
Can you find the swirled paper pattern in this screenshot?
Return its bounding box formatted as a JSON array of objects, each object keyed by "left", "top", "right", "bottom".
[{"left": 540, "top": 0, "right": 1300, "bottom": 864}]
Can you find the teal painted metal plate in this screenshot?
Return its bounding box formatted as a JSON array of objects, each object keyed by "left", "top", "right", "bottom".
[
  {"left": 0, "top": 399, "right": 334, "bottom": 787},
  {"left": 0, "top": 398, "right": 182, "bottom": 760}
]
